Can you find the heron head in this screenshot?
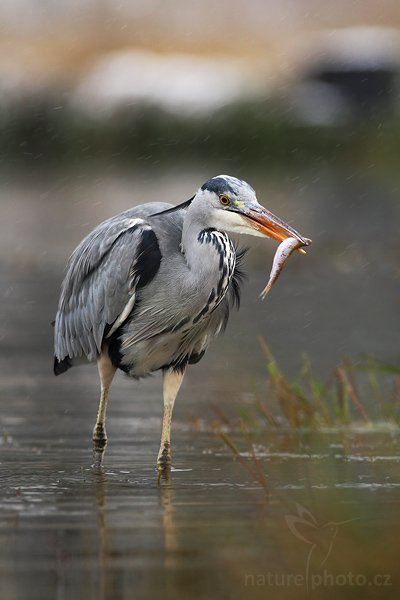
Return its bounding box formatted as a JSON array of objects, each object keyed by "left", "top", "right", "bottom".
[{"left": 194, "top": 175, "right": 309, "bottom": 245}]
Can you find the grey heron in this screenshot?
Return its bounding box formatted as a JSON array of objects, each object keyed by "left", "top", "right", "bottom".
[{"left": 53, "top": 175, "right": 310, "bottom": 471}]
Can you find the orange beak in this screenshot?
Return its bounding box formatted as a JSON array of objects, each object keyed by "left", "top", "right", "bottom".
[{"left": 244, "top": 206, "right": 311, "bottom": 253}]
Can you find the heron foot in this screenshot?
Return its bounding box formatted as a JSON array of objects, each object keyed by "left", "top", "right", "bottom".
[
  {"left": 157, "top": 441, "right": 172, "bottom": 472},
  {"left": 92, "top": 449, "right": 105, "bottom": 471},
  {"left": 92, "top": 424, "right": 107, "bottom": 470}
]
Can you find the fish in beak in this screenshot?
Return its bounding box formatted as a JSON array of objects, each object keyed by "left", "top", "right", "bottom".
[{"left": 239, "top": 203, "right": 312, "bottom": 298}]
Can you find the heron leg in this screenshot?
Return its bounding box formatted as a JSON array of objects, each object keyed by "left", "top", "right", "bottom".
[
  {"left": 157, "top": 368, "right": 184, "bottom": 471},
  {"left": 92, "top": 349, "right": 116, "bottom": 469}
]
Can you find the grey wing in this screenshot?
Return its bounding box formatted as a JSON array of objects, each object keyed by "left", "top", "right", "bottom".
[{"left": 54, "top": 208, "right": 165, "bottom": 364}]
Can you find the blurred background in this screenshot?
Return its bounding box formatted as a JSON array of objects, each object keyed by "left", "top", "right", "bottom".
[{"left": 1, "top": 0, "right": 399, "bottom": 390}]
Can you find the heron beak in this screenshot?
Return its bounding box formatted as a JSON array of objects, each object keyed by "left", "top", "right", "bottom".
[{"left": 243, "top": 205, "right": 311, "bottom": 249}]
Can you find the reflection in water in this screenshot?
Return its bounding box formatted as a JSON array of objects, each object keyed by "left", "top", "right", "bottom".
[
  {"left": 159, "top": 473, "right": 179, "bottom": 570},
  {"left": 160, "top": 473, "right": 183, "bottom": 600},
  {"left": 94, "top": 472, "right": 112, "bottom": 600},
  {"left": 91, "top": 469, "right": 180, "bottom": 599}
]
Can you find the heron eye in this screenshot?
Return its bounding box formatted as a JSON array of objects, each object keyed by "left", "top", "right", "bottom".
[{"left": 219, "top": 195, "right": 231, "bottom": 206}]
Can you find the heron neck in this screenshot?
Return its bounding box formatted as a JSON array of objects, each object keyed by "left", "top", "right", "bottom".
[
  {"left": 181, "top": 213, "right": 215, "bottom": 269},
  {"left": 181, "top": 215, "right": 234, "bottom": 285}
]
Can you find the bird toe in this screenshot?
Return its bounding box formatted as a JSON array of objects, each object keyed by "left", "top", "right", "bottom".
[{"left": 157, "top": 442, "right": 172, "bottom": 471}]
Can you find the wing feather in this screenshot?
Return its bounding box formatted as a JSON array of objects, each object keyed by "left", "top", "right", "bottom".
[{"left": 54, "top": 215, "right": 161, "bottom": 363}]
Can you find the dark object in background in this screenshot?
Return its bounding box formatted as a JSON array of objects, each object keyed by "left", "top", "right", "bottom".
[
  {"left": 309, "top": 64, "right": 397, "bottom": 118},
  {"left": 289, "top": 28, "right": 400, "bottom": 125}
]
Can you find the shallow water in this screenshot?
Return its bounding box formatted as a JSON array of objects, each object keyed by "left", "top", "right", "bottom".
[
  {"left": 1, "top": 163, "right": 399, "bottom": 598},
  {"left": 1, "top": 423, "right": 399, "bottom": 599}
]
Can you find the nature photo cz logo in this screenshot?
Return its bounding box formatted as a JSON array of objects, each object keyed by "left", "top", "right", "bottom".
[
  {"left": 285, "top": 503, "right": 356, "bottom": 590},
  {"left": 244, "top": 504, "right": 392, "bottom": 591}
]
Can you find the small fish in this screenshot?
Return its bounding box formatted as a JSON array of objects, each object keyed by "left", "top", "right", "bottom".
[{"left": 260, "top": 236, "right": 312, "bottom": 300}]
